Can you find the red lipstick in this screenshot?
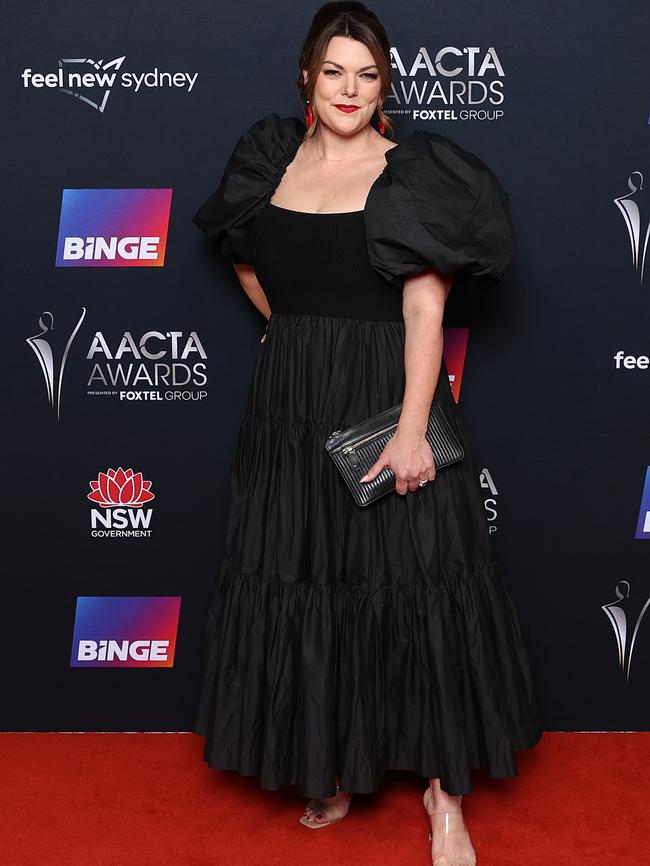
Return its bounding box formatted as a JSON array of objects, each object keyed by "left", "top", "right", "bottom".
[{"left": 334, "top": 104, "right": 360, "bottom": 113}]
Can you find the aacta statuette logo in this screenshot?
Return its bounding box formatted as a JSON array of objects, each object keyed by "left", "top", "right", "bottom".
[
  {"left": 479, "top": 467, "right": 499, "bottom": 534},
  {"left": 613, "top": 171, "right": 650, "bottom": 284},
  {"left": 88, "top": 467, "right": 155, "bottom": 538},
  {"left": 601, "top": 580, "right": 650, "bottom": 683},
  {"left": 25, "top": 307, "right": 86, "bottom": 421},
  {"left": 21, "top": 57, "right": 198, "bottom": 114}
]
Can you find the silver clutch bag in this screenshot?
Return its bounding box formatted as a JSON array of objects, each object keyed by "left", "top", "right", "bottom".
[{"left": 324, "top": 400, "right": 465, "bottom": 507}]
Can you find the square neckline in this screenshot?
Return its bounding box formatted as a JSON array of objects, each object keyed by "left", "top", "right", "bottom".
[
  {"left": 267, "top": 202, "right": 364, "bottom": 216},
  {"left": 268, "top": 137, "right": 400, "bottom": 217}
]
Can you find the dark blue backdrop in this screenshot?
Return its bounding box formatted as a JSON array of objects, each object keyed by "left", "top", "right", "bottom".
[{"left": 2, "top": 0, "right": 649, "bottom": 731}]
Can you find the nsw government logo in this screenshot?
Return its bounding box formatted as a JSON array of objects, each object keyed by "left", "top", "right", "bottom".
[
  {"left": 55, "top": 189, "right": 172, "bottom": 267},
  {"left": 70, "top": 596, "right": 181, "bottom": 667},
  {"left": 88, "top": 466, "right": 155, "bottom": 538}
]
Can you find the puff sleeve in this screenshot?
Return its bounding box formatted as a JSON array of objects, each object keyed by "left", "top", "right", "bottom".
[
  {"left": 364, "top": 130, "right": 515, "bottom": 291},
  {"left": 192, "top": 113, "right": 305, "bottom": 265}
]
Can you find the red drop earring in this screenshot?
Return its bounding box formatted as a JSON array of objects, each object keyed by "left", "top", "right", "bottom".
[
  {"left": 305, "top": 100, "right": 314, "bottom": 129},
  {"left": 378, "top": 103, "right": 386, "bottom": 135}
]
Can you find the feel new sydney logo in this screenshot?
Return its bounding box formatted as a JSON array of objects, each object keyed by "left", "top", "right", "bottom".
[{"left": 21, "top": 56, "right": 198, "bottom": 113}]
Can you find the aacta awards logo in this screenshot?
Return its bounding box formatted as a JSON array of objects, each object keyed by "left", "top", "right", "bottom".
[
  {"left": 87, "top": 329, "right": 208, "bottom": 402},
  {"left": 614, "top": 171, "right": 649, "bottom": 284},
  {"left": 602, "top": 580, "right": 650, "bottom": 683},
  {"left": 25, "top": 307, "right": 86, "bottom": 421},
  {"left": 88, "top": 467, "right": 156, "bottom": 538},
  {"left": 21, "top": 56, "right": 198, "bottom": 114},
  {"left": 385, "top": 46, "right": 506, "bottom": 123},
  {"left": 479, "top": 467, "right": 499, "bottom": 534},
  {"left": 26, "top": 309, "right": 208, "bottom": 413}
]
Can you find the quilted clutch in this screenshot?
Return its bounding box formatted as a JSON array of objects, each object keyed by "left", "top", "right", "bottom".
[{"left": 324, "top": 400, "right": 465, "bottom": 507}]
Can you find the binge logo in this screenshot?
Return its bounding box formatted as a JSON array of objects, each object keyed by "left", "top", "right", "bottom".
[
  {"left": 70, "top": 596, "right": 181, "bottom": 667},
  {"left": 442, "top": 327, "right": 469, "bottom": 403},
  {"left": 635, "top": 467, "right": 650, "bottom": 538},
  {"left": 88, "top": 466, "right": 155, "bottom": 538},
  {"left": 55, "top": 189, "right": 172, "bottom": 267}
]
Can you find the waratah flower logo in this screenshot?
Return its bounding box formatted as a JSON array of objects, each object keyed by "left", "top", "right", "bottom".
[{"left": 87, "top": 467, "right": 155, "bottom": 508}]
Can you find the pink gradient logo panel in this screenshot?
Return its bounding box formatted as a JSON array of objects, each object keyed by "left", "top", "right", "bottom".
[
  {"left": 442, "top": 327, "right": 469, "bottom": 403},
  {"left": 70, "top": 596, "right": 181, "bottom": 667},
  {"left": 635, "top": 467, "right": 650, "bottom": 539},
  {"left": 55, "top": 188, "right": 172, "bottom": 267}
]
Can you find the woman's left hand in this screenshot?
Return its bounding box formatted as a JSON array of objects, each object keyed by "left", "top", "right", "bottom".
[{"left": 360, "top": 432, "right": 436, "bottom": 495}]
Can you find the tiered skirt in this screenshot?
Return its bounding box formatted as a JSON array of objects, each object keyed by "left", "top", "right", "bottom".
[{"left": 193, "top": 312, "right": 543, "bottom": 798}]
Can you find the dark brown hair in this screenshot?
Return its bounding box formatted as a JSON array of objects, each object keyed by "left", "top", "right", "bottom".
[{"left": 296, "top": 2, "right": 394, "bottom": 140}]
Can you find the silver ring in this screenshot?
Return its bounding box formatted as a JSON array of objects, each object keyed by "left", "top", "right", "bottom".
[{"left": 418, "top": 479, "right": 428, "bottom": 487}]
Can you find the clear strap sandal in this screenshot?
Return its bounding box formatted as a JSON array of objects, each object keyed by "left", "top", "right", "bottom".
[{"left": 423, "top": 787, "right": 477, "bottom": 866}]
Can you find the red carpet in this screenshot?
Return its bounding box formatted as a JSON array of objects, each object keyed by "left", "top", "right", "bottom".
[{"left": 0, "top": 732, "right": 647, "bottom": 865}]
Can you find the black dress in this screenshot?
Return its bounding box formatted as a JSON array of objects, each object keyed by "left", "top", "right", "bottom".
[{"left": 192, "top": 113, "right": 543, "bottom": 799}]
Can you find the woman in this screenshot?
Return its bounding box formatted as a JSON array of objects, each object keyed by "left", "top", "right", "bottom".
[{"left": 192, "top": 2, "right": 543, "bottom": 863}]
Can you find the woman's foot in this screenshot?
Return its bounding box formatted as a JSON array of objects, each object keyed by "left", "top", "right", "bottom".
[
  {"left": 299, "top": 785, "right": 353, "bottom": 829},
  {"left": 423, "top": 786, "right": 477, "bottom": 866}
]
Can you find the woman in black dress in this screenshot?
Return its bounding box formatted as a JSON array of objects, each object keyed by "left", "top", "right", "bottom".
[{"left": 192, "top": 3, "right": 542, "bottom": 863}]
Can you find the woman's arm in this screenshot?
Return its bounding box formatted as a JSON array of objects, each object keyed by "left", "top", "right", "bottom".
[
  {"left": 233, "top": 263, "right": 272, "bottom": 321},
  {"left": 360, "top": 268, "right": 453, "bottom": 496},
  {"left": 396, "top": 268, "right": 453, "bottom": 440}
]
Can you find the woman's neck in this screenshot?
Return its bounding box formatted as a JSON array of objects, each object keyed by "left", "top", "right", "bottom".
[{"left": 305, "top": 124, "right": 380, "bottom": 162}]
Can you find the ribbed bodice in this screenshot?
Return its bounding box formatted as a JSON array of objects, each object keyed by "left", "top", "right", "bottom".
[{"left": 252, "top": 203, "right": 403, "bottom": 322}]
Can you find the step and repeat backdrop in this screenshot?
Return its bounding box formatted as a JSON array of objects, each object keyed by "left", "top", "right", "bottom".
[{"left": 3, "top": 0, "right": 649, "bottom": 732}]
